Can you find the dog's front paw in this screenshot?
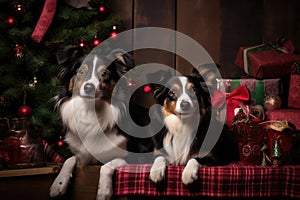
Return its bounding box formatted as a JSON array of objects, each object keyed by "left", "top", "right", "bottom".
[
  {"left": 97, "top": 180, "right": 113, "bottom": 200},
  {"left": 150, "top": 156, "right": 167, "bottom": 183},
  {"left": 49, "top": 156, "right": 76, "bottom": 197},
  {"left": 49, "top": 174, "right": 72, "bottom": 197},
  {"left": 181, "top": 159, "right": 200, "bottom": 185}
]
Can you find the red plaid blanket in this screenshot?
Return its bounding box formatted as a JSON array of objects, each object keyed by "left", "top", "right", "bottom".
[{"left": 114, "top": 163, "right": 300, "bottom": 198}]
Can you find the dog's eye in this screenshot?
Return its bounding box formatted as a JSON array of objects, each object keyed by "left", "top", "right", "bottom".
[
  {"left": 77, "top": 69, "right": 85, "bottom": 76},
  {"left": 168, "top": 90, "right": 176, "bottom": 98},
  {"left": 189, "top": 87, "right": 197, "bottom": 94},
  {"left": 101, "top": 70, "right": 110, "bottom": 78}
]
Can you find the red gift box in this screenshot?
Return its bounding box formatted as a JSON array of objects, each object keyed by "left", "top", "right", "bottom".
[
  {"left": 232, "top": 123, "right": 266, "bottom": 165},
  {"left": 288, "top": 74, "right": 300, "bottom": 109},
  {"left": 265, "top": 109, "right": 300, "bottom": 130},
  {"left": 234, "top": 45, "right": 300, "bottom": 78}
]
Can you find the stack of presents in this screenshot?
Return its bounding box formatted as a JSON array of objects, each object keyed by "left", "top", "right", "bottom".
[{"left": 215, "top": 38, "right": 300, "bottom": 167}]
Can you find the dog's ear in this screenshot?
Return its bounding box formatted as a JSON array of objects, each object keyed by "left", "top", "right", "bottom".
[
  {"left": 194, "top": 63, "right": 220, "bottom": 87},
  {"left": 192, "top": 63, "right": 220, "bottom": 90},
  {"left": 107, "top": 49, "right": 135, "bottom": 77},
  {"left": 146, "top": 70, "right": 173, "bottom": 102},
  {"left": 56, "top": 46, "right": 86, "bottom": 81},
  {"left": 55, "top": 47, "right": 86, "bottom": 109},
  {"left": 68, "top": 76, "right": 74, "bottom": 93},
  {"left": 56, "top": 46, "right": 85, "bottom": 66}
]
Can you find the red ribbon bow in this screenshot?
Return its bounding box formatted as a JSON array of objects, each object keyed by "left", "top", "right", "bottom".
[
  {"left": 211, "top": 85, "right": 250, "bottom": 126},
  {"left": 31, "top": 0, "right": 57, "bottom": 43}
]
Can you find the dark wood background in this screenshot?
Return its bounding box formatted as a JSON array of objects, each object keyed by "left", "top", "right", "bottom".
[{"left": 111, "top": 0, "right": 300, "bottom": 78}]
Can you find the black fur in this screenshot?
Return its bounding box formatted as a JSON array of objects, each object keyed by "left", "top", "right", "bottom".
[{"left": 55, "top": 47, "right": 86, "bottom": 109}]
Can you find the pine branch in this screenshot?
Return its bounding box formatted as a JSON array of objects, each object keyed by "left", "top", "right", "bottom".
[{"left": 8, "top": 27, "right": 33, "bottom": 42}]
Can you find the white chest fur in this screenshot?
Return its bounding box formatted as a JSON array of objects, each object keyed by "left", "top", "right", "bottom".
[
  {"left": 60, "top": 97, "right": 128, "bottom": 164},
  {"left": 163, "top": 114, "right": 199, "bottom": 165}
]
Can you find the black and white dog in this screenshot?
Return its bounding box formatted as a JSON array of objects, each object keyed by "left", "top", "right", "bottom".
[
  {"left": 149, "top": 68, "right": 239, "bottom": 185},
  {"left": 49, "top": 47, "right": 152, "bottom": 200}
]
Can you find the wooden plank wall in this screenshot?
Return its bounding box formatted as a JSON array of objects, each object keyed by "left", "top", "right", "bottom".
[
  {"left": 111, "top": 0, "right": 300, "bottom": 78},
  {"left": 111, "top": 0, "right": 299, "bottom": 107}
]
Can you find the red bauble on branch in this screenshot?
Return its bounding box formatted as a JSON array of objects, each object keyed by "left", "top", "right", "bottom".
[
  {"left": 99, "top": 5, "right": 106, "bottom": 13},
  {"left": 5, "top": 16, "right": 15, "bottom": 25},
  {"left": 57, "top": 140, "right": 64, "bottom": 147},
  {"left": 110, "top": 25, "right": 118, "bottom": 38},
  {"left": 92, "top": 36, "right": 101, "bottom": 47},
  {"left": 18, "top": 87, "right": 32, "bottom": 117},
  {"left": 13, "top": 44, "right": 24, "bottom": 58},
  {"left": 57, "top": 135, "right": 64, "bottom": 147},
  {"left": 18, "top": 105, "right": 33, "bottom": 117},
  {"left": 98, "top": 3, "right": 109, "bottom": 20}
]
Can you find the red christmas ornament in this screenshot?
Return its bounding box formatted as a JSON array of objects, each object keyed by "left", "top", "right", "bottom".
[
  {"left": 92, "top": 36, "right": 101, "bottom": 47},
  {"left": 6, "top": 16, "right": 15, "bottom": 25},
  {"left": 13, "top": 44, "right": 24, "bottom": 58},
  {"left": 57, "top": 135, "right": 64, "bottom": 147},
  {"left": 99, "top": 5, "right": 105, "bottom": 12},
  {"left": 110, "top": 25, "right": 118, "bottom": 38},
  {"left": 18, "top": 105, "right": 33, "bottom": 117},
  {"left": 144, "top": 85, "right": 152, "bottom": 93},
  {"left": 110, "top": 31, "right": 117, "bottom": 38},
  {"left": 57, "top": 140, "right": 64, "bottom": 147}
]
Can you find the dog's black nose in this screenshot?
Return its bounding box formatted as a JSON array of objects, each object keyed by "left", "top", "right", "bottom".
[
  {"left": 84, "top": 83, "right": 96, "bottom": 95},
  {"left": 180, "top": 101, "right": 191, "bottom": 111}
]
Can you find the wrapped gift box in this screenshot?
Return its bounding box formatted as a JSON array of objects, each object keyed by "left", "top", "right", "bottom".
[
  {"left": 234, "top": 45, "right": 300, "bottom": 78},
  {"left": 288, "top": 74, "right": 300, "bottom": 108},
  {"left": 217, "top": 78, "right": 281, "bottom": 106},
  {"left": 288, "top": 63, "right": 300, "bottom": 108},
  {"left": 265, "top": 109, "right": 300, "bottom": 130}
]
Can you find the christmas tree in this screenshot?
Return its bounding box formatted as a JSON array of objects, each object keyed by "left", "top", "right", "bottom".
[{"left": 0, "top": 0, "right": 120, "bottom": 159}]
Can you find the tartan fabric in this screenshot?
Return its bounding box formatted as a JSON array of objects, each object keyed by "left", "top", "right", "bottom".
[{"left": 114, "top": 163, "right": 300, "bottom": 198}]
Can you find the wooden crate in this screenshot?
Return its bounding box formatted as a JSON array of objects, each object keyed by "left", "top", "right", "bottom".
[
  {"left": 0, "top": 164, "right": 105, "bottom": 200},
  {"left": 0, "top": 164, "right": 61, "bottom": 200}
]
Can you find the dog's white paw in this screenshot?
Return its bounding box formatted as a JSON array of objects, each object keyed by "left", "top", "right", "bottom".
[
  {"left": 97, "top": 179, "right": 113, "bottom": 200},
  {"left": 181, "top": 159, "right": 200, "bottom": 185},
  {"left": 150, "top": 156, "right": 167, "bottom": 183},
  {"left": 97, "top": 158, "right": 127, "bottom": 200},
  {"left": 49, "top": 156, "right": 76, "bottom": 197},
  {"left": 49, "top": 174, "right": 72, "bottom": 197}
]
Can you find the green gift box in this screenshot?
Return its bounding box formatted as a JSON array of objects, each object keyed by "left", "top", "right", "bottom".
[{"left": 217, "top": 78, "right": 282, "bottom": 105}]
